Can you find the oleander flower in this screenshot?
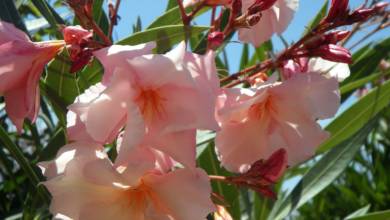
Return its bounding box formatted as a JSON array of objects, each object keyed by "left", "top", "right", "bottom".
[
  {"left": 282, "top": 57, "right": 350, "bottom": 82},
  {"left": 68, "top": 43, "right": 220, "bottom": 168},
  {"left": 40, "top": 142, "right": 215, "bottom": 220},
  {"left": 239, "top": 0, "right": 299, "bottom": 47},
  {"left": 215, "top": 73, "right": 339, "bottom": 173},
  {"left": 0, "top": 21, "right": 64, "bottom": 131}
]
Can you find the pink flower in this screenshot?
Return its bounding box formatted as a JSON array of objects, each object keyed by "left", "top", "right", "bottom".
[
  {"left": 0, "top": 21, "right": 64, "bottom": 131},
  {"left": 40, "top": 142, "right": 215, "bottom": 220},
  {"left": 239, "top": 0, "right": 299, "bottom": 47},
  {"left": 215, "top": 73, "right": 339, "bottom": 173},
  {"left": 68, "top": 43, "right": 220, "bottom": 168}
]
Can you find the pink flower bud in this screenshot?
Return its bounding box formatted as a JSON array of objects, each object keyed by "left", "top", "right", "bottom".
[
  {"left": 325, "top": 0, "right": 349, "bottom": 22},
  {"left": 208, "top": 31, "right": 224, "bottom": 49},
  {"left": 312, "top": 44, "right": 352, "bottom": 64},
  {"left": 62, "top": 25, "right": 92, "bottom": 46}
]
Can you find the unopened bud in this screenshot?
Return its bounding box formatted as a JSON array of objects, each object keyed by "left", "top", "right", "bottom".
[
  {"left": 312, "top": 44, "right": 352, "bottom": 64},
  {"left": 206, "top": 0, "right": 232, "bottom": 6},
  {"left": 347, "top": 8, "right": 375, "bottom": 23},
  {"left": 304, "top": 31, "right": 350, "bottom": 49},
  {"left": 248, "top": 0, "right": 278, "bottom": 15},
  {"left": 325, "top": 0, "right": 349, "bottom": 23},
  {"left": 373, "top": 2, "right": 389, "bottom": 12},
  {"left": 62, "top": 25, "right": 93, "bottom": 46},
  {"left": 208, "top": 31, "right": 224, "bottom": 49}
]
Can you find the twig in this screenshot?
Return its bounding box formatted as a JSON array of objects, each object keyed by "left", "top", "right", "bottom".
[{"left": 108, "top": 0, "right": 121, "bottom": 39}]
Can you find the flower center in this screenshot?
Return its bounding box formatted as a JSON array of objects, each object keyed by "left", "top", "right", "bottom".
[
  {"left": 135, "top": 88, "right": 166, "bottom": 122},
  {"left": 248, "top": 95, "right": 277, "bottom": 120}
]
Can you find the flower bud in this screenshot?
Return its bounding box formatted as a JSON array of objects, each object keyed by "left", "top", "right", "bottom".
[
  {"left": 62, "top": 25, "right": 93, "bottom": 46},
  {"left": 304, "top": 31, "right": 350, "bottom": 49},
  {"left": 311, "top": 44, "right": 352, "bottom": 64},
  {"left": 325, "top": 0, "right": 349, "bottom": 23},
  {"left": 347, "top": 8, "right": 376, "bottom": 23},
  {"left": 248, "top": 0, "right": 278, "bottom": 15},
  {"left": 373, "top": 2, "right": 389, "bottom": 12},
  {"left": 208, "top": 31, "right": 225, "bottom": 49}
]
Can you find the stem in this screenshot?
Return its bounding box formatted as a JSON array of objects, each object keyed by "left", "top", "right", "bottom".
[
  {"left": 209, "top": 175, "right": 230, "bottom": 183},
  {"left": 0, "top": 125, "right": 51, "bottom": 204},
  {"left": 177, "top": 0, "right": 190, "bottom": 25},
  {"left": 108, "top": 0, "right": 121, "bottom": 39},
  {"left": 90, "top": 18, "right": 112, "bottom": 45}
]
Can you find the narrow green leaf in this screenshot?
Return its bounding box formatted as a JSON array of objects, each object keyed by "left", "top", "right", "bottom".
[
  {"left": 347, "top": 210, "right": 390, "bottom": 220},
  {"left": 166, "top": 0, "right": 177, "bottom": 10},
  {"left": 0, "top": 0, "right": 29, "bottom": 35},
  {"left": 303, "top": 0, "right": 328, "bottom": 35},
  {"left": 268, "top": 118, "right": 379, "bottom": 220},
  {"left": 38, "top": 128, "right": 66, "bottom": 162},
  {"left": 117, "top": 25, "right": 208, "bottom": 46},
  {"left": 198, "top": 143, "right": 241, "bottom": 219},
  {"left": 345, "top": 205, "right": 371, "bottom": 219},
  {"left": 318, "top": 79, "right": 390, "bottom": 153},
  {"left": 93, "top": 0, "right": 109, "bottom": 35},
  {"left": 45, "top": 51, "right": 80, "bottom": 106},
  {"left": 31, "top": 0, "right": 64, "bottom": 34},
  {"left": 0, "top": 125, "right": 50, "bottom": 204},
  {"left": 340, "top": 70, "right": 390, "bottom": 95}
]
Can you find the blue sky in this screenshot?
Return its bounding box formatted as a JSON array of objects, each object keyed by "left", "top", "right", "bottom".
[{"left": 113, "top": 0, "right": 390, "bottom": 72}]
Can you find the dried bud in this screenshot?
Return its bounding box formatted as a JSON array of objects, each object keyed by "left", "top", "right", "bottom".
[
  {"left": 248, "top": 0, "right": 278, "bottom": 15},
  {"left": 62, "top": 25, "right": 93, "bottom": 46},
  {"left": 247, "top": 14, "right": 262, "bottom": 26},
  {"left": 227, "top": 149, "right": 288, "bottom": 199},
  {"left": 208, "top": 31, "right": 225, "bottom": 49},
  {"left": 311, "top": 44, "right": 352, "bottom": 64},
  {"left": 325, "top": 0, "right": 349, "bottom": 22}
]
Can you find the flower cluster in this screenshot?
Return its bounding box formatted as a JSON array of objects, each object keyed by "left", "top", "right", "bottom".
[{"left": 0, "top": 0, "right": 385, "bottom": 218}]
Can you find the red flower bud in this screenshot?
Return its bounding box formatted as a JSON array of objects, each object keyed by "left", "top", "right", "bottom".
[
  {"left": 325, "top": 0, "right": 349, "bottom": 22},
  {"left": 373, "top": 2, "right": 389, "bottom": 12},
  {"left": 248, "top": 0, "right": 278, "bottom": 15},
  {"left": 226, "top": 148, "right": 288, "bottom": 199},
  {"left": 208, "top": 31, "right": 225, "bottom": 49},
  {"left": 205, "top": 0, "right": 232, "bottom": 6},
  {"left": 311, "top": 44, "right": 352, "bottom": 63},
  {"left": 304, "top": 31, "right": 350, "bottom": 49},
  {"left": 347, "top": 8, "right": 375, "bottom": 23}
]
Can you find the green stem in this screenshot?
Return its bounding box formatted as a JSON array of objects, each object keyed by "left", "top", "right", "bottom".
[{"left": 0, "top": 125, "right": 51, "bottom": 204}]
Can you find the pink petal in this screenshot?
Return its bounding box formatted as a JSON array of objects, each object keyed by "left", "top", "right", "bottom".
[
  {"left": 93, "top": 43, "right": 155, "bottom": 84},
  {"left": 0, "top": 21, "right": 30, "bottom": 44},
  {"left": 144, "top": 168, "right": 215, "bottom": 220}
]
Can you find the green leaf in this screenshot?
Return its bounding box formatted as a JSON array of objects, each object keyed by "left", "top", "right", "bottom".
[
  {"left": 44, "top": 51, "right": 80, "bottom": 106},
  {"left": 92, "top": 0, "right": 109, "bottom": 35},
  {"left": 198, "top": 143, "right": 241, "bottom": 219},
  {"left": 344, "top": 205, "right": 371, "bottom": 219},
  {"left": 38, "top": 128, "right": 66, "bottom": 162},
  {"left": 253, "top": 194, "right": 273, "bottom": 220},
  {"left": 166, "top": 0, "right": 177, "bottom": 10},
  {"left": 317, "top": 79, "right": 390, "bottom": 153},
  {"left": 268, "top": 118, "right": 379, "bottom": 220},
  {"left": 303, "top": 0, "right": 328, "bottom": 35},
  {"left": 0, "top": 125, "right": 50, "bottom": 204},
  {"left": 340, "top": 70, "right": 390, "bottom": 95},
  {"left": 117, "top": 25, "right": 208, "bottom": 47},
  {"left": 31, "top": 0, "right": 64, "bottom": 33},
  {"left": 0, "top": 0, "right": 29, "bottom": 34},
  {"left": 347, "top": 210, "right": 390, "bottom": 220}
]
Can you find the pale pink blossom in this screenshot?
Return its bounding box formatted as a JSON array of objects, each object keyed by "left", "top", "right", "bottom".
[
  {"left": 0, "top": 21, "right": 64, "bottom": 131},
  {"left": 239, "top": 0, "right": 299, "bottom": 47},
  {"left": 68, "top": 43, "right": 220, "bottom": 167},
  {"left": 215, "top": 73, "right": 339, "bottom": 173},
  {"left": 281, "top": 57, "right": 350, "bottom": 82},
  {"left": 41, "top": 142, "right": 215, "bottom": 220}
]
